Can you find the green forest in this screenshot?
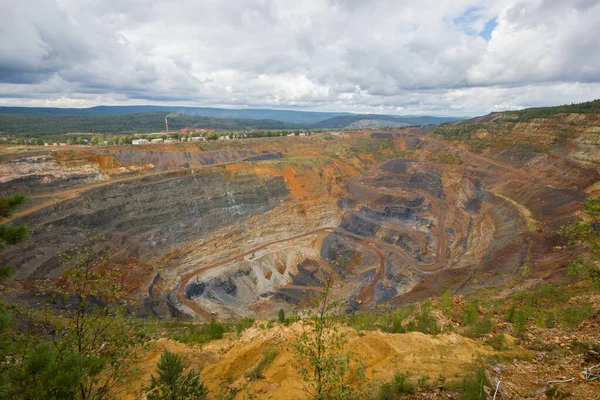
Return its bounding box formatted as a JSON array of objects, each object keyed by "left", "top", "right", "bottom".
[
  {"left": 513, "top": 99, "right": 600, "bottom": 121},
  {"left": 0, "top": 112, "right": 291, "bottom": 136}
]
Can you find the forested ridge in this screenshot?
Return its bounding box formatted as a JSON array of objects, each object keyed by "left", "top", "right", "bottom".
[
  {"left": 0, "top": 112, "right": 291, "bottom": 136},
  {"left": 512, "top": 99, "right": 600, "bottom": 121}
]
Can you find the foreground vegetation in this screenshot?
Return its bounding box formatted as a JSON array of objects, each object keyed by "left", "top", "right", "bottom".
[{"left": 1, "top": 278, "right": 597, "bottom": 399}]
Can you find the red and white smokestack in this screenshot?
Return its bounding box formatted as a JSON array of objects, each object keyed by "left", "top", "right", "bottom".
[{"left": 165, "top": 116, "right": 169, "bottom": 132}]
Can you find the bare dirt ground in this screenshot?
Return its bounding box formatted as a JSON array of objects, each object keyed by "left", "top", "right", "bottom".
[{"left": 121, "top": 325, "right": 502, "bottom": 400}]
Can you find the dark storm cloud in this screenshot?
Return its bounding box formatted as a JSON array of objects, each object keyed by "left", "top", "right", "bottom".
[{"left": 1, "top": 0, "right": 599, "bottom": 115}]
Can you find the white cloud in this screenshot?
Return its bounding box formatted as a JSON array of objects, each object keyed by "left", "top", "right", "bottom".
[
  {"left": 1, "top": 0, "right": 599, "bottom": 116},
  {"left": 468, "top": 0, "right": 600, "bottom": 86}
]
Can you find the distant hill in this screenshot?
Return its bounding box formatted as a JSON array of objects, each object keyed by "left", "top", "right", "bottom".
[
  {"left": 0, "top": 105, "right": 462, "bottom": 127},
  {"left": 308, "top": 114, "right": 460, "bottom": 129},
  {"left": 458, "top": 99, "right": 600, "bottom": 124},
  {"left": 395, "top": 115, "right": 463, "bottom": 125},
  {"left": 0, "top": 106, "right": 343, "bottom": 125},
  {"left": 345, "top": 119, "right": 411, "bottom": 129},
  {"left": 0, "top": 112, "right": 289, "bottom": 136},
  {"left": 510, "top": 98, "right": 600, "bottom": 121}
]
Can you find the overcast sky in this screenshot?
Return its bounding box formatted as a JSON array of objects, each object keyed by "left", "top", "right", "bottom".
[{"left": 1, "top": 0, "right": 599, "bottom": 116}]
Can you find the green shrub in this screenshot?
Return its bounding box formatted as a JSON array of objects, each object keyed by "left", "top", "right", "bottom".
[
  {"left": 417, "top": 375, "right": 430, "bottom": 386},
  {"left": 380, "top": 305, "right": 415, "bottom": 334},
  {"left": 0, "top": 265, "right": 14, "bottom": 281},
  {"left": 0, "top": 225, "right": 29, "bottom": 246},
  {"left": 278, "top": 309, "right": 285, "bottom": 323},
  {"left": 462, "top": 300, "right": 480, "bottom": 325},
  {"left": 560, "top": 301, "right": 595, "bottom": 328},
  {"left": 0, "top": 194, "right": 27, "bottom": 218},
  {"left": 440, "top": 290, "right": 453, "bottom": 315},
  {"left": 202, "top": 318, "right": 226, "bottom": 340},
  {"left": 283, "top": 315, "right": 299, "bottom": 326},
  {"left": 7, "top": 343, "right": 89, "bottom": 399},
  {"left": 414, "top": 300, "right": 440, "bottom": 335},
  {"left": 536, "top": 310, "right": 557, "bottom": 329},
  {"left": 545, "top": 312, "right": 557, "bottom": 329},
  {"left": 235, "top": 318, "right": 254, "bottom": 335},
  {"left": 390, "top": 317, "right": 406, "bottom": 334},
  {"left": 512, "top": 308, "right": 529, "bottom": 337},
  {"left": 465, "top": 316, "right": 493, "bottom": 338},
  {"left": 505, "top": 301, "right": 533, "bottom": 337},
  {"left": 347, "top": 312, "right": 376, "bottom": 331},
  {"left": 504, "top": 304, "right": 516, "bottom": 323},
  {"left": 8, "top": 231, "right": 146, "bottom": 399},
  {"left": 571, "top": 338, "right": 600, "bottom": 355},
  {"left": 172, "top": 318, "right": 228, "bottom": 345},
  {"left": 458, "top": 367, "right": 489, "bottom": 400},
  {"left": 560, "top": 196, "right": 600, "bottom": 287},
  {"left": 378, "top": 373, "right": 414, "bottom": 399},
  {"left": 161, "top": 318, "right": 188, "bottom": 329},
  {"left": 488, "top": 333, "right": 507, "bottom": 351},
  {"left": 146, "top": 349, "right": 208, "bottom": 400},
  {"left": 291, "top": 277, "right": 365, "bottom": 400},
  {"left": 516, "top": 283, "right": 571, "bottom": 306}
]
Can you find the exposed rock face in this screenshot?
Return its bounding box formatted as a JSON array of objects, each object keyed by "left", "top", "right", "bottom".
[
  {"left": 174, "top": 153, "right": 533, "bottom": 318},
  {"left": 89, "top": 149, "right": 283, "bottom": 171},
  {"left": 3, "top": 167, "right": 288, "bottom": 285},
  {"left": 0, "top": 154, "right": 107, "bottom": 195},
  {"left": 0, "top": 127, "right": 592, "bottom": 319}
]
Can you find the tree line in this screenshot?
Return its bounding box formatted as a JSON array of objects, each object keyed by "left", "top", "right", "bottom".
[{"left": 0, "top": 112, "right": 292, "bottom": 136}]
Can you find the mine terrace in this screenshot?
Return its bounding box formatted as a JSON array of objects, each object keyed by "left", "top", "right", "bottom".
[{"left": 2, "top": 123, "right": 596, "bottom": 322}]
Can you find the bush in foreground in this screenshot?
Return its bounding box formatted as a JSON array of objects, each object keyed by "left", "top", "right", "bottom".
[{"left": 146, "top": 349, "right": 208, "bottom": 400}]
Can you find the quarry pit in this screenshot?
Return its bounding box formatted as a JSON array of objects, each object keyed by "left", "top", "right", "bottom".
[{"left": 1, "top": 129, "right": 595, "bottom": 320}]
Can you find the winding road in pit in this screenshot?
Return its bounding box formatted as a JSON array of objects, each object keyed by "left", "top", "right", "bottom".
[
  {"left": 4, "top": 150, "right": 450, "bottom": 321},
  {"left": 176, "top": 192, "right": 449, "bottom": 321},
  {"left": 175, "top": 132, "right": 549, "bottom": 320},
  {"left": 8, "top": 135, "right": 536, "bottom": 321}
]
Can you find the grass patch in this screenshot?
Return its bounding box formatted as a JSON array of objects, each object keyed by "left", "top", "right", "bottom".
[
  {"left": 235, "top": 318, "right": 254, "bottom": 335},
  {"left": 560, "top": 301, "right": 595, "bottom": 328},
  {"left": 377, "top": 372, "right": 415, "bottom": 399},
  {"left": 346, "top": 312, "right": 377, "bottom": 332},
  {"left": 488, "top": 333, "right": 508, "bottom": 351},
  {"left": 170, "top": 318, "right": 228, "bottom": 345},
  {"left": 450, "top": 367, "right": 489, "bottom": 400},
  {"left": 536, "top": 309, "right": 557, "bottom": 328},
  {"left": 571, "top": 338, "right": 600, "bottom": 354},
  {"left": 464, "top": 316, "right": 493, "bottom": 338},
  {"left": 513, "top": 283, "right": 571, "bottom": 305}
]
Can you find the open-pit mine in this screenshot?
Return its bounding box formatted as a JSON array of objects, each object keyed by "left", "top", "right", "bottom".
[{"left": 2, "top": 124, "right": 598, "bottom": 321}]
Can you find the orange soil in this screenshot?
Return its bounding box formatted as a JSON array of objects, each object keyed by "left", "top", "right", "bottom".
[{"left": 121, "top": 326, "right": 503, "bottom": 400}]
